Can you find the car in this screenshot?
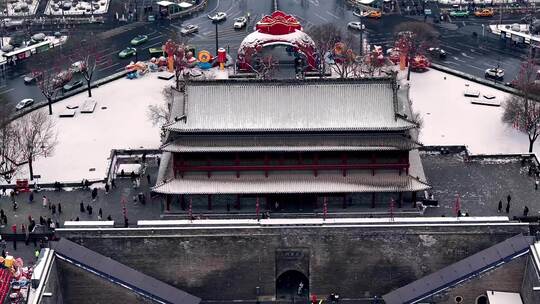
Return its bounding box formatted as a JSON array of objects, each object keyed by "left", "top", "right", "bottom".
[
  {"left": 449, "top": 10, "right": 469, "bottom": 17},
  {"left": 474, "top": 8, "right": 494, "bottom": 17},
  {"left": 130, "top": 34, "right": 148, "bottom": 46},
  {"left": 366, "top": 10, "right": 382, "bottom": 19},
  {"left": 233, "top": 17, "right": 247, "bottom": 29},
  {"left": 118, "top": 47, "right": 137, "bottom": 58},
  {"left": 208, "top": 12, "right": 227, "bottom": 22},
  {"left": 15, "top": 98, "right": 34, "bottom": 110},
  {"left": 180, "top": 24, "right": 199, "bottom": 35},
  {"left": 63, "top": 80, "right": 84, "bottom": 92},
  {"left": 347, "top": 21, "right": 365, "bottom": 31},
  {"left": 427, "top": 47, "right": 447, "bottom": 59},
  {"left": 485, "top": 67, "right": 505, "bottom": 80},
  {"left": 23, "top": 72, "right": 42, "bottom": 85},
  {"left": 70, "top": 61, "right": 86, "bottom": 73}
]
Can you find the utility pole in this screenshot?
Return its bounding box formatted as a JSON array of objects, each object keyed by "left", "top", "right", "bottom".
[
  {"left": 359, "top": 16, "right": 364, "bottom": 56},
  {"left": 215, "top": 22, "right": 219, "bottom": 55}
]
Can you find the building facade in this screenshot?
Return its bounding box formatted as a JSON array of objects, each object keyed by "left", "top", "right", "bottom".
[{"left": 153, "top": 78, "right": 430, "bottom": 211}]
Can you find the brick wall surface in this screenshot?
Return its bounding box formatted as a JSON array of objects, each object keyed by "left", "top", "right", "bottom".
[
  {"left": 425, "top": 255, "right": 527, "bottom": 304},
  {"left": 59, "top": 224, "right": 529, "bottom": 301},
  {"left": 55, "top": 259, "right": 154, "bottom": 304}
]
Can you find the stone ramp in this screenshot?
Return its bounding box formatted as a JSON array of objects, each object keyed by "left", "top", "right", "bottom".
[
  {"left": 382, "top": 234, "right": 534, "bottom": 304},
  {"left": 52, "top": 238, "right": 201, "bottom": 304}
]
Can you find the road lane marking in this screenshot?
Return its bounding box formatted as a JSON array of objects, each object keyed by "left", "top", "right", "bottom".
[
  {"left": 326, "top": 11, "right": 340, "bottom": 19},
  {"left": 313, "top": 12, "right": 329, "bottom": 22},
  {"left": 98, "top": 62, "right": 121, "bottom": 72},
  {"left": 0, "top": 88, "right": 14, "bottom": 95}
]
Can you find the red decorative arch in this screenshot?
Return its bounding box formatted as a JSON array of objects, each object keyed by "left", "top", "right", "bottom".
[{"left": 237, "top": 11, "right": 316, "bottom": 72}]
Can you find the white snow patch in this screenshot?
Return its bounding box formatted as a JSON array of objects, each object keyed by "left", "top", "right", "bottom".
[
  {"left": 9, "top": 72, "right": 168, "bottom": 184},
  {"left": 44, "top": 0, "right": 109, "bottom": 15},
  {"left": 409, "top": 69, "right": 540, "bottom": 157}
]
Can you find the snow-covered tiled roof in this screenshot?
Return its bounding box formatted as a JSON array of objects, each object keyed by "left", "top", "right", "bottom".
[
  {"left": 165, "top": 79, "right": 416, "bottom": 133},
  {"left": 152, "top": 171, "right": 430, "bottom": 195},
  {"left": 162, "top": 134, "right": 421, "bottom": 153}
]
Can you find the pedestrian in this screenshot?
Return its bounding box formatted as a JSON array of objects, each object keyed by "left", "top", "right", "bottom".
[
  {"left": 80, "top": 201, "right": 85, "bottom": 212},
  {"left": 42, "top": 195, "right": 48, "bottom": 208},
  {"left": 506, "top": 201, "right": 511, "bottom": 214},
  {"left": 34, "top": 249, "right": 39, "bottom": 260},
  {"left": 124, "top": 217, "right": 129, "bottom": 227},
  {"left": 91, "top": 188, "right": 98, "bottom": 201},
  {"left": 87, "top": 204, "right": 93, "bottom": 215},
  {"left": 46, "top": 218, "right": 52, "bottom": 228},
  {"left": 498, "top": 200, "right": 503, "bottom": 213},
  {"left": 105, "top": 183, "right": 110, "bottom": 194},
  {"left": 39, "top": 216, "right": 45, "bottom": 226},
  {"left": 22, "top": 224, "right": 28, "bottom": 245},
  {"left": 147, "top": 173, "right": 151, "bottom": 185},
  {"left": 107, "top": 215, "right": 112, "bottom": 221},
  {"left": 75, "top": 217, "right": 79, "bottom": 221},
  {"left": 11, "top": 224, "right": 16, "bottom": 250},
  {"left": 524, "top": 206, "right": 530, "bottom": 217},
  {"left": 29, "top": 220, "right": 35, "bottom": 233},
  {"left": 12, "top": 200, "right": 17, "bottom": 211},
  {"left": 58, "top": 203, "right": 62, "bottom": 214},
  {"left": 507, "top": 194, "right": 511, "bottom": 204},
  {"left": 10, "top": 190, "right": 15, "bottom": 204},
  {"left": 27, "top": 215, "right": 32, "bottom": 224},
  {"left": 98, "top": 208, "right": 102, "bottom": 218},
  {"left": 55, "top": 221, "right": 60, "bottom": 229},
  {"left": 536, "top": 180, "right": 539, "bottom": 191},
  {"left": 111, "top": 179, "right": 116, "bottom": 189},
  {"left": 29, "top": 191, "right": 34, "bottom": 203},
  {"left": 1, "top": 214, "right": 6, "bottom": 226},
  {"left": 51, "top": 204, "right": 56, "bottom": 215}
]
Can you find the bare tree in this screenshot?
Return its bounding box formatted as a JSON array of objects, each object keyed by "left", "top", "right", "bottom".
[
  {"left": 252, "top": 55, "right": 278, "bottom": 80},
  {"left": 332, "top": 40, "right": 360, "bottom": 78},
  {"left": 70, "top": 35, "right": 106, "bottom": 98},
  {"left": 0, "top": 108, "right": 24, "bottom": 183},
  {"left": 147, "top": 87, "right": 175, "bottom": 126},
  {"left": 393, "top": 22, "right": 438, "bottom": 80},
  {"left": 502, "top": 56, "right": 540, "bottom": 153},
  {"left": 15, "top": 111, "right": 58, "bottom": 180},
  {"left": 307, "top": 23, "right": 342, "bottom": 77}
]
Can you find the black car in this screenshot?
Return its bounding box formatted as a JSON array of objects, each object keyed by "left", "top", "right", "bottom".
[
  {"left": 63, "top": 80, "right": 84, "bottom": 92},
  {"left": 428, "top": 47, "right": 447, "bottom": 59}
]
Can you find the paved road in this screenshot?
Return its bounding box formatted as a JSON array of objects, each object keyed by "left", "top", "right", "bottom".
[{"left": 1, "top": 0, "right": 538, "bottom": 108}]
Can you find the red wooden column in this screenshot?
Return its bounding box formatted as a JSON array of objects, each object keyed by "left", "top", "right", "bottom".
[
  {"left": 398, "top": 192, "right": 403, "bottom": 208},
  {"left": 207, "top": 194, "right": 212, "bottom": 210},
  {"left": 235, "top": 153, "right": 240, "bottom": 178},
  {"left": 264, "top": 153, "right": 269, "bottom": 178},
  {"left": 341, "top": 153, "right": 348, "bottom": 177},
  {"left": 236, "top": 194, "right": 241, "bottom": 209},
  {"left": 206, "top": 156, "right": 212, "bottom": 178},
  {"left": 313, "top": 153, "right": 319, "bottom": 177},
  {"left": 371, "top": 153, "right": 376, "bottom": 176},
  {"left": 411, "top": 192, "right": 417, "bottom": 208},
  {"left": 371, "top": 192, "right": 376, "bottom": 208},
  {"left": 166, "top": 195, "right": 171, "bottom": 211}
]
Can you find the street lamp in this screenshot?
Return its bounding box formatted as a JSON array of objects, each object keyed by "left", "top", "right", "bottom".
[{"left": 214, "top": 21, "right": 219, "bottom": 55}]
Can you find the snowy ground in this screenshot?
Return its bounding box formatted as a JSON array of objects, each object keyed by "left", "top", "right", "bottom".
[
  {"left": 44, "top": 0, "right": 109, "bottom": 16},
  {"left": 0, "top": 0, "right": 40, "bottom": 17},
  {"left": 408, "top": 69, "right": 539, "bottom": 156},
  {"left": 8, "top": 66, "right": 230, "bottom": 184}
]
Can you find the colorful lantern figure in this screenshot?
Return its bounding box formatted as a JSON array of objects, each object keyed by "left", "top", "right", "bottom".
[
  {"left": 164, "top": 40, "right": 176, "bottom": 72},
  {"left": 198, "top": 50, "right": 212, "bottom": 70},
  {"left": 217, "top": 48, "right": 227, "bottom": 70}
]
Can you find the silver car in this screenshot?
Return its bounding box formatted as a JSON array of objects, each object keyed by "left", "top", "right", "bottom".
[
  {"left": 180, "top": 24, "right": 199, "bottom": 35},
  {"left": 15, "top": 98, "right": 34, "bottom": 110},
  {"left": 347, "top": 22, "right": 365, "bottom": 31}
]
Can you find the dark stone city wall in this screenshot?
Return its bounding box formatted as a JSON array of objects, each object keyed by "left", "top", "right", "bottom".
[
  {"left": 55, "top": 259, "right": 154, "bottom": 304},
  {"left": 426, "top": 255, "right": 526, "bottom": 304},
  {"left": 521, "top": 255, "right": 540, "bottom": 304},
  {"left": 58, "top": 224, "right": 529, "bottom": 301}
]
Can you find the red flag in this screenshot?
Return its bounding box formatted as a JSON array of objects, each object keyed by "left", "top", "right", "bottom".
[
  {"left": 454, "top": 194, "right": 461, "bottom": 216},
  {"left": 323, "top": 197, "right": 328, "bottom": 221},
  {"left": 256, "top": 197, "right": 260, "bottom": 221},
  {"left": 189, "top": 198, "right": 193, "bottom": 221}
]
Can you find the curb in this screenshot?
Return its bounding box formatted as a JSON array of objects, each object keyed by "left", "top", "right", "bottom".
[
  {"left": 10, "top": 69, "right": 129, "bottom": 121},
  {"left": 429, "top": 62, "right": 521, "bottom": 96}
]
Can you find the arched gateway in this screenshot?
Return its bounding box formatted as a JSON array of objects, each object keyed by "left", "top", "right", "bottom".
[
  {"left": 237, "top": 11, "right": 316, "bottom": 71},
  {"left": 276, "top": 270, "right": 309, "bottom": 300}
]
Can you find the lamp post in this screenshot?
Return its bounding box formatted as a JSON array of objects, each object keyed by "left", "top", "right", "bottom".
[{"left": 215, "top": 21, "right": 219, "bottom": 55}]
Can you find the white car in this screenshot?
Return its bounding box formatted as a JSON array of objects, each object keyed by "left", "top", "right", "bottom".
[
  {"left": 347, "top": 21, "right": 365, "bottom": 31},
  {"left": 233, "top": 17, "right": 247, "bottom": 29},
  {"left": 15, "top": 98, "right": 34, "bottom": 110},
  {"left": 180, "top": 24, "right": 199, "bottom": 35},
  {"left": 485, "top": 68, "right": 505, "bottom": 80},
  {"left": 208, "top": 12, "right": 227, "bottom": 22}
]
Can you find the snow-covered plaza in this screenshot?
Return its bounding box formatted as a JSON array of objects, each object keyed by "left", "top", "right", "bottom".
[
  {"left": 408, "top": 69, "right": 538, "bottom": 156},
  {"left": 44, "top": 0, "right": 109, "bottom": 15}
]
